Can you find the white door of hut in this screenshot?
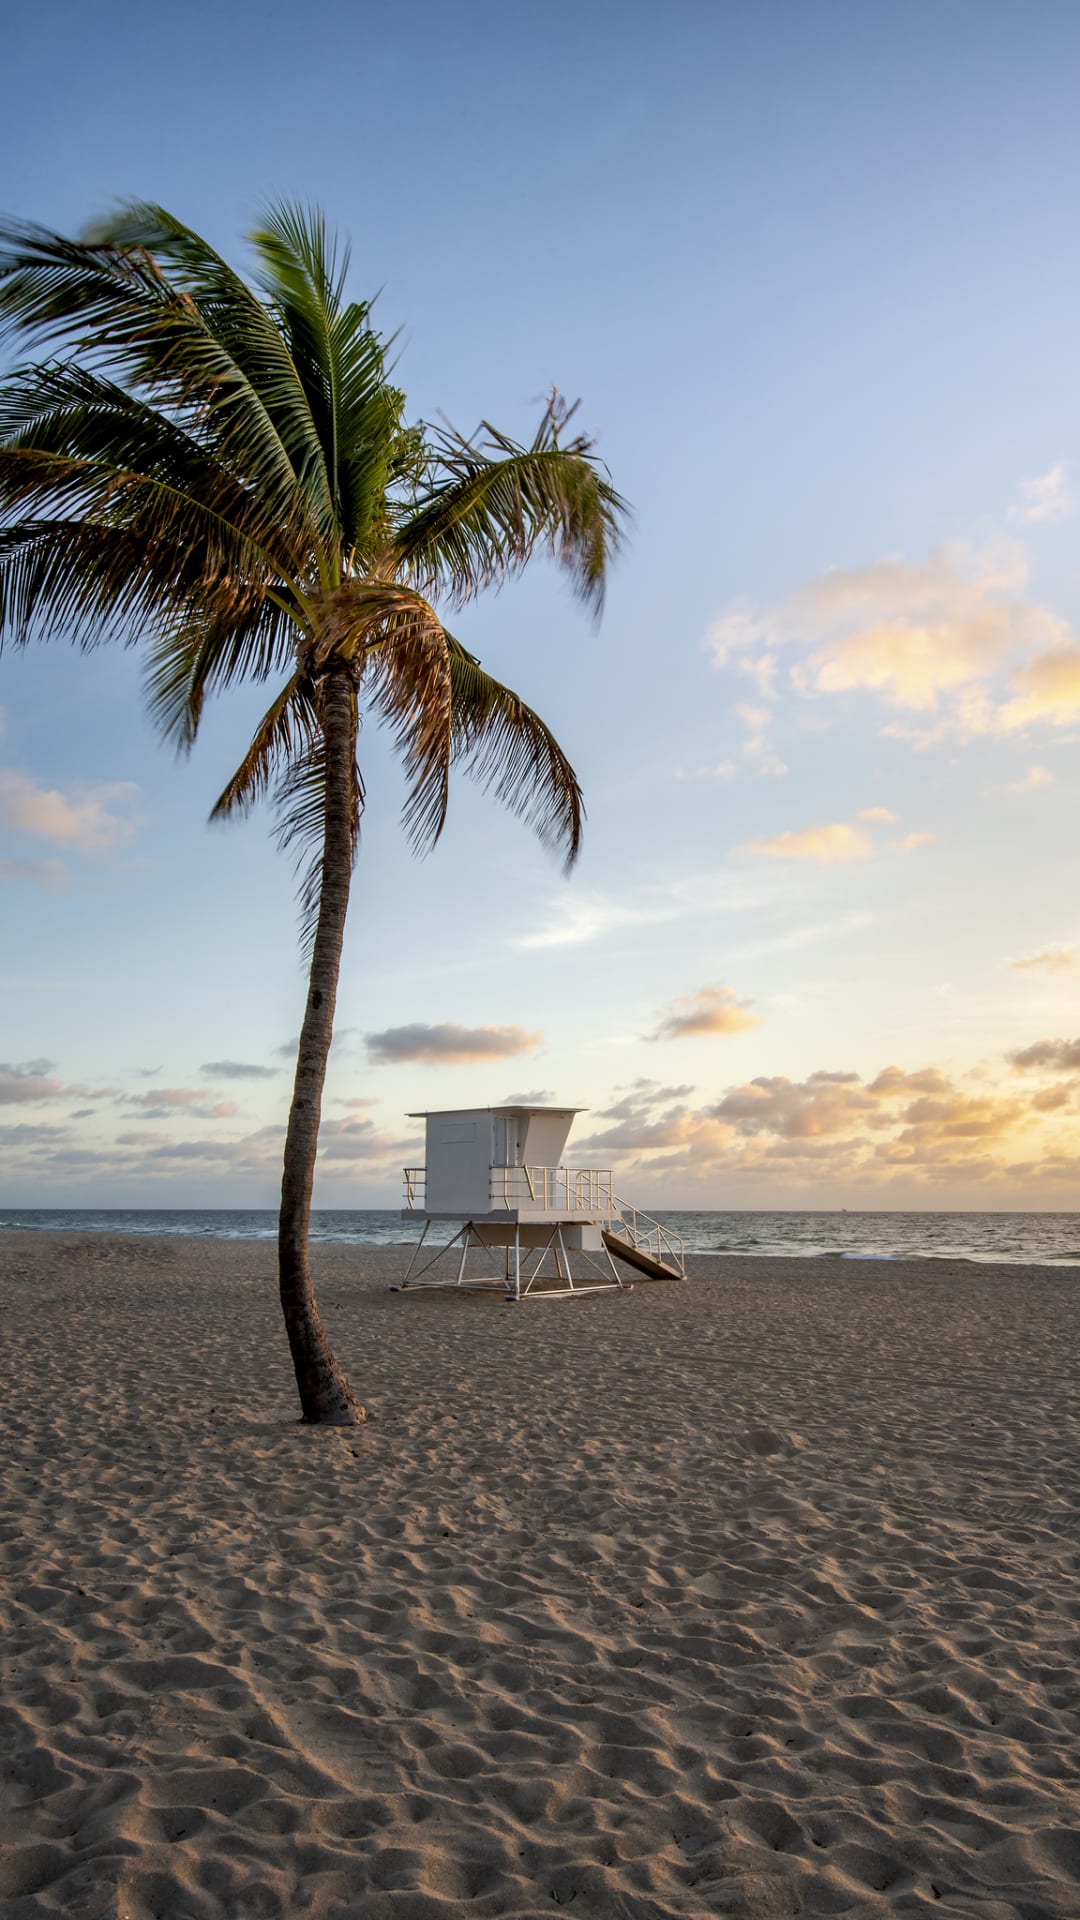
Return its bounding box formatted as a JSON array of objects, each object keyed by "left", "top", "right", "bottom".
[{"left": 493, "top": 1113, "right": 525, "bottom": 1167}]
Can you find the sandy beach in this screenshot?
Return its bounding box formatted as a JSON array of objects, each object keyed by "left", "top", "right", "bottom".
[{"left": 2, "top": 1233, "right": 1079, "bottom": 1919}]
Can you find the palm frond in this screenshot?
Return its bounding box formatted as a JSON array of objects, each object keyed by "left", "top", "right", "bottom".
[
  {"left": 144, "top": 597, "right": 301, "bottom": 749},
  {"left": 0, "top": 214, "right": 175, "bottom": 358},
  {"left": 0, "top": 513, "right": 277, "bottom": 660},
  {"left": 0, "top": 357, "right": 306, "bottom": 558},
  {"left": 0, "top": 448, "right": 300, "bottom": 658},
  {"left": 206, "top": 669, "right": 344, "bottom": 954},
  {"left": 392, "top": 392, "right": 628, "bottom": 613},
  {"left": 250, "top": 203, "right": 403, "bottom": 559},
  {"left": 353, "top": 591, "right": 455, "bottom": 852},
  {"left": 0, "top": 210, "right": 326, "bottom": 534},
  {"left": 209, "top": 672, "right": 321, "bottom": 821},
  {"left": 442, "top": 635, "right": 584, "bottom": 868}
]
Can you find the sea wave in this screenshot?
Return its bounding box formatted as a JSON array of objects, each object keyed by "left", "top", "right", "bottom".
[{"left": 2, "top": 1208, "right": 1080, "bottom": 1266}]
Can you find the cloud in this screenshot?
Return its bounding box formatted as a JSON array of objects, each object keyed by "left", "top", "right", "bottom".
[
  {"left": 650, "top": 986, "right": 760, "bottom": 1041},
  {"left": 1010, "top": 1037, "right": 1080, "bottom": 1073},
  {"left": 365, "top": 1022, "right": 542, "bottom": 1066},
  {"left": 794, "top": 546, "right": 1034, "bottom": 710},
  {"left": 706, "top": 540, "right": 1080, "bottom": 742},
  {"left": 200, "top": 1060, "right": 279, "bottom": 1080},
  {"left": 707, "top": 542, "right": 1034, "bottom": 706},
  {"left": 0, "top": 1060, "right": 118, "bottom": 1105},
  {"left": 0, "top": 768, "right": 138, "bottom": 851},
  {"left": 735, "top": 703, "right": 788, "bottom": 778},
  {"left": 744, "top": 822, "right": 872, "bottom": 863},
  {"left": 8, "top": 1038, "right": 1079, "bottom": 1203},
  {"left": 597, "top": 1079, "right": 695, "bottom": 1122},
  {"left": 996, "top": 649, "right": 1080, "bottom": 730},
  {"left": 516, "top": 891, "right": 676, "bottom": 950},
  {"left": 0, "top": 858, "right": 69, "bottom": 889},
  {"left": 673, "top": 762, "right": 736, "bottom": 782},
  {"left": 858, "top": 806, "right": 899, "bottom": 823},
  {"left": 573, "top": 1051, "right": 1068, "bottom": 1196},
  {"left": 122, "top": 1087, "right": 238, "bottom": 1119},
  {"left": 0, "top": 1121, "right": 70, "bottom": 1145},
  {"left": 1009, "top": 764, "right": 1054, "bottom": 792},
  {"left": 500, "top": 1088, "right": 557, "bottom": 1105},
  {"left": 1011, "top": 463, "right": 1073, "bottom": 525},
  {"left": 711, "top": 1070, "right": 875, "bottom": 1139},
  {"left": 316, "top": 1116, "right": 410, "bottom": 1161},
  {"left": 0, "top": 1092, "right": 426, "bottom": 1197},
  {"left": 1007, "top": 946, "right": 1080, "bottom": 975},
  {"left": 895, "top": 831, "right": 936, "bottom": 852},
  {"left": 865, "top": 1065, "right": 954, "bottom": 1099},
  {"left": 274, "top": 1029, "right": 355, "bottom": 1059}
]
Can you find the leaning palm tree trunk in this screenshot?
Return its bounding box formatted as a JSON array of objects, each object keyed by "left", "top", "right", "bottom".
[{"left": 278, "top": 659, "right": 364, "bottom": 1424}]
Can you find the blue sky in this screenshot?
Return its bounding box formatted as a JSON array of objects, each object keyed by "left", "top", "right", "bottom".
[{"left": 4, "top": 0, "right": 1080, "bottom": 1208}]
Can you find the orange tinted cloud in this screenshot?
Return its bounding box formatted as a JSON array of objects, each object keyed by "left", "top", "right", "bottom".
[
  {"left": 0, "top": 768, "right": 137, "bottom": 851},
  {"left": 577, "top": 1050, "right": 1080, "bottom": 1196},
  {"left": 1009, "top": 764, "right": 1053, "bottom": 791},
  {"left": 998, "top": 648, "right": 1080, "bottom": 730},
  {"left": 651, "top": 986, "right": 760, "bottom": 1041},
  {"left": 708, "top": 543, "right": 1036, "bottom": 709},
  {"left": 706, "top": 539, "right": 1080, "bottom": 740},
  {"left": 745, "top": 823, "right": 872, "bottom": 863},
  {"left": 1007, "top": 947, "right": 1080, "bottom": 975},
  {"left": 712, "top": 1070, "right": 874, "bottom": 1138}
]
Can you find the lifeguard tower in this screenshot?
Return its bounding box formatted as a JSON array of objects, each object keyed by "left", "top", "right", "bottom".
[{"left": 398, "top": 1104, "right": 685, "bottom": 1300}]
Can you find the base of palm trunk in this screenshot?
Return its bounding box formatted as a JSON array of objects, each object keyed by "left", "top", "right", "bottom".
[
  {"left": 278, "top": 1240, "right": 366, "bottom": 1425},
  {"left": 291, "top": 1336, "right": 366, "bottom": 1425}
]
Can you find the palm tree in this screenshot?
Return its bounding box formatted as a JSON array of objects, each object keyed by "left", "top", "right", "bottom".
[{"left": 0, "top": 204, "right": 626, "bottom": 1423}]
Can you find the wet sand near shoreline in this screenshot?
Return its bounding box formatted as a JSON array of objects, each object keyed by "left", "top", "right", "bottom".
[{"left": 3, "top": 1231, "right": 1080, "bottom": 1918}]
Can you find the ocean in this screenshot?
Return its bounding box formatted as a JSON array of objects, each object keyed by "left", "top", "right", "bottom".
[{"left": 2, "top": 1208, "right": 1079, "bottom": 1265}]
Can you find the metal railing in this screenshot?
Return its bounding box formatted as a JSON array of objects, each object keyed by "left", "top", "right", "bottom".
[
  {"left": 606, "top": 1195, "right": 686, "bottom": 1276},
  {"left": 489, "top": 1164, "right": 616, "bottom": 1214},
  {"left": 402, "top": 1164, "right": 616, "bottom": 1214}
]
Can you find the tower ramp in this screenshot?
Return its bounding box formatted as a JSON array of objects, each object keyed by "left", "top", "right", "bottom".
[{"left": 602, "top": 1225, "right": 684, "bottom": 1281}]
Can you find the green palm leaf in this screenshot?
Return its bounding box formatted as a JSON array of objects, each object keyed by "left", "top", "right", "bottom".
[
  {"left": 444, "top": 636, "right": 584, "bottom": 868},
  {"left": 393, "top": 393, "right": 628, "bottom": 612}
]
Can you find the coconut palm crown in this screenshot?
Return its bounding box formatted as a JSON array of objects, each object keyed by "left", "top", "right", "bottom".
[{"left": 0, "top": 203, "right": 628, "bottom": 1423}]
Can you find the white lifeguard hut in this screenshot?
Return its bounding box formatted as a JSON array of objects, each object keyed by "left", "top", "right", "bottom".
[{"left": 398, "top": 1103, "right": 685, "bottom": 1300}]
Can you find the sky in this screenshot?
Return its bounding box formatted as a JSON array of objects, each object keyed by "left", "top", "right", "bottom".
[{"left": 4, "top": 0, "right": 1080, "bottom": 1210}]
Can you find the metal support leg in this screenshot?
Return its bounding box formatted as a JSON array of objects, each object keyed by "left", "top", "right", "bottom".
[
  {"left": 396, "top": 1217, "right": 630, "bottom": 1299},
  {"left": 401, "top": 1219, "right": 430, "bottom": 1284},
  {"left": 556, "top": 1225, "right": 572, "bottom": 1288}
]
